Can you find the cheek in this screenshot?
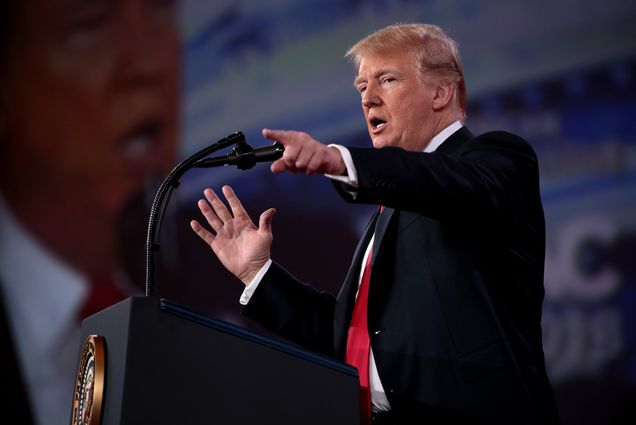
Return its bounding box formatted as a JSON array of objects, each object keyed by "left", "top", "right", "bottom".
[
  {"left": 390, "top": 105, "right": 418, "bottom": 136},
  {"left": 394, "top": 102, "right": 433, "bottom": 149},
  {"left": 5, "top": 68, "right": 114, "bottom": 182},
  {"left": 403, "top": 97, "right": 428, "bottom": 120}
]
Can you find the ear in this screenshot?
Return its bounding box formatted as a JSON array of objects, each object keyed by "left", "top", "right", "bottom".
[{"left": 431, "top": 79, "right": 455, "bottom": 111}]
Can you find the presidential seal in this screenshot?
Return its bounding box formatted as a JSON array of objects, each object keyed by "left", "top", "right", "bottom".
[{"left": 72, "top": 335, "right": 105, "bottom": 425}]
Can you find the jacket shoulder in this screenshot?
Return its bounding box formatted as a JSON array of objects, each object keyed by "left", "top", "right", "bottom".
[{"left": 465, "top": 130, "right": 538, "bottom": 159}]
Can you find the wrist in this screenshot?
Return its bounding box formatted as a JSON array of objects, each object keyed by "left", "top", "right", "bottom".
[
  {"left": 238, "top": 258, "right": 271, "bottom": 286},
  {"left": 328, "top": 146, "right": 347, "bottom": 175}
]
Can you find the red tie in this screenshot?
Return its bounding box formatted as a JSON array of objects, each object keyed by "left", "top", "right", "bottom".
[
  {"left": 79, "top": 278, "right": 128, "bottom": 320},
  {"left": 346, "top": 206, "right": 384, "bottom": 425}
]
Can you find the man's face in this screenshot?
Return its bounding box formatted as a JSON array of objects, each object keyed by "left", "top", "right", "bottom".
[
  {"left": 1, "top": 0, "right": 179, "bottom": 216},
  {"left": 355, "top": 50, "right": 438, "bottom": 151}
]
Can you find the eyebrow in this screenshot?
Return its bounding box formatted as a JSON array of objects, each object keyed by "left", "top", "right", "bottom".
[
  {"left": 64, "top": 0, "right": 110, "bottom": 12},
  {"left": 353, "top": 67, "right": 401, "bottom": 88}
]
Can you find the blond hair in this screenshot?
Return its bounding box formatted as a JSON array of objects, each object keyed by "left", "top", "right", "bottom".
[{"left": 346, "top": 23, "right": 467, "bottom": 114}]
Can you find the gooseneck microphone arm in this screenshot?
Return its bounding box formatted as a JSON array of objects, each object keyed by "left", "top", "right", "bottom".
[{"left": 145, "top": 131, "right": 284, "bottom": 296}]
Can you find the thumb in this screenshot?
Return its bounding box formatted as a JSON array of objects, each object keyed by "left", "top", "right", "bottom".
[{"left": 259, "top": 208, "right": 276, "bottom": 234}]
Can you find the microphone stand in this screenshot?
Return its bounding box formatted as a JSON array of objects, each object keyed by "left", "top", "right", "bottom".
[{"left": 145, "top": 131, "right": 279, "bottom": 296}]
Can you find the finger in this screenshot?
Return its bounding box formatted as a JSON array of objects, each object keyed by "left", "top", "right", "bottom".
[
  {"left": 203, "top": 188, "right": 233, "bottom": 223},
  {"left": 306, "top": 150, "right": 325, "bottom": 175},
  {"left": 258, "top": 208, "right": 276, "bottom": 235},
  {"left": 221, "top": 185, "right": 250, "bottom": 220},
  {"left": 197, "top": 199, "right": 224, "bottom": 232},
  {"left": 294, "top": 145, "right": 315, "bottom": 174},
  {"left": 307, "top": 146, "right": 344, "bottom": 175},
  {"left": 271, "top": 159, "right": 288, "bottom": 174},
  {"left": 190, "top": 219, "right": 216, "bottom": 246},
  {"left": 262, "top": 128, "right": 288, "bottom": 144},
  {"left": 281, "top": 142, "right": 300, "bottom": 171}
]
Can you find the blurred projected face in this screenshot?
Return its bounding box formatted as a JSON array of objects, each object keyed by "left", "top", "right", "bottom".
[{"left": 1, "top": 0, "right": 179, "bottom": 216}]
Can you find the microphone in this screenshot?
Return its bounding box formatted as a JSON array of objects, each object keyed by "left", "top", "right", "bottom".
[{"left": 194, "top": 141, "right": 284, "bottom": 170}]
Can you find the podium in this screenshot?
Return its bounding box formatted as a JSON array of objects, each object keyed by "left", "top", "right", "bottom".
[{"left": 72, "top": 296, "right": 359, "bottom": 425}]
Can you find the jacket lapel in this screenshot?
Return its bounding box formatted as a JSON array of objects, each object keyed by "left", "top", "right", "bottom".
[
  {"left": 337, "top": 209, "right": 379, "bottom": 302},
  {"left": 371, "top": 207, "right": 393, "bottom": 266},
  {"left": 334, "top": 207, "right": 381, "bottom": 356}
]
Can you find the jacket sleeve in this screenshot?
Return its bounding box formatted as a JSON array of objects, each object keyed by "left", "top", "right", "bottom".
[
  {"left": 241, "top": 261, "right": 337, "bottom": 356},
  {"left": 333, "top": 131, "right": 542, "bottom": 230}
]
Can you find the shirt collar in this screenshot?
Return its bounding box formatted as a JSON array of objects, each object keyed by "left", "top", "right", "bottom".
[
  {"left": 424, "top": 120, "right": 463, "bottom": 153},
  {"left": 0, "top": 194, "right": 87, "bottom": 356}
]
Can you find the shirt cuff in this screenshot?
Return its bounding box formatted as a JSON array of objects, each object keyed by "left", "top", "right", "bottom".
[
  {"left": 324, "top": 144, "right": 358, "bottom": 188},
  {"left": 239, "top": 259, "right": 273, "bottom": 305}
]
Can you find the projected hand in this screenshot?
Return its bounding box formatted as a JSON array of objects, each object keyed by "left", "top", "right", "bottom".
[{"left": 190, "top": 185, "right": 275, "bottom": 285}]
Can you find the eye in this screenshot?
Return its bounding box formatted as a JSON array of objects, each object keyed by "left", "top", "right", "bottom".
[
  {"left": 381, "top": 76, "right": 396, "bottom": 85},
  {"left": 357, "top": 85, "right": 367, "bottom": 95},
  {"left": 64, "top": 2, "right": 113, "bottom": 48}
]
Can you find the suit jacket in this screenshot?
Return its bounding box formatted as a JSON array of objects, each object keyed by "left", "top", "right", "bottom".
[{"left": 242, "top": 127, "right": 559, "bottom": 424}]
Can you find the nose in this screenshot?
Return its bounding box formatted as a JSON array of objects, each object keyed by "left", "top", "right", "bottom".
[{"left": 361, "top": 83, "right": 382, "bottom": 108}]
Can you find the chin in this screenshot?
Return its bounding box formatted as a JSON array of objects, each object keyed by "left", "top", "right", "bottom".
[{"left": 371, "top": 138, "right": 394, "bottom": 149}]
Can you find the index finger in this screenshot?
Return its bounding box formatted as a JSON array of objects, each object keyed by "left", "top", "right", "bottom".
[{"left": 262, "top": 128, "right": 290, "bottom": 144}]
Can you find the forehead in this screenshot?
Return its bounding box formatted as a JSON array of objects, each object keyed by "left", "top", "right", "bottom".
[{"left": 355, "top": 50, "right": 418, "bottom": 80}]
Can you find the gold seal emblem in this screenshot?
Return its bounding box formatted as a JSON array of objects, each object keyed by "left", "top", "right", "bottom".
[{"left": 71, "top": 335, "right": 105, "bottom": 425}]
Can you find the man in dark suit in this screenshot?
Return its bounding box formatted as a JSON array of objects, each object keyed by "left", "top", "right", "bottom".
[{"left": 191, "top": 23, "right": 559, "bottom": 424}]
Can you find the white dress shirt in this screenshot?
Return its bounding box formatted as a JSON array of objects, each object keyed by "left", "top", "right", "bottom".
[{"left": 240, "top": 120, "right": 463, "bottom": 412}]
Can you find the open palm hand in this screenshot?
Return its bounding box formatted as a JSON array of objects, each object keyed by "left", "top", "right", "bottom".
[{"left": 190, "top": 186, "right": 275, "bottom": 285}]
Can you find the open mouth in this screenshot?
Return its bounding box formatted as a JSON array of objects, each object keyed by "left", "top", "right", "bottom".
[
  {"left": 120, "top": 119, "right": 164, "bottom": 160},
  {"left": 370, "top": 117, "right": 387, "bottom": 131}
]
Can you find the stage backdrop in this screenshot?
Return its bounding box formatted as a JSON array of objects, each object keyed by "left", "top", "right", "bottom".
[{"left": 2, "top": 1, "right": 634, "bottom": 425}]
